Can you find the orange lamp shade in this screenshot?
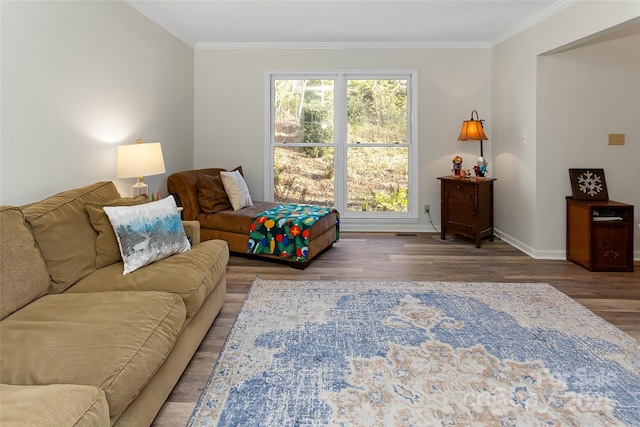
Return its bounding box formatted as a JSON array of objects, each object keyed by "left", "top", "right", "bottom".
[{"left": 458, "top": 119, "right": 488, "bottom": 141}]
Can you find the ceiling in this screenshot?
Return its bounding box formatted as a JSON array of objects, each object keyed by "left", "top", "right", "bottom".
[{"left": 126, "top": 0, "right": 574, "bottom": 49}]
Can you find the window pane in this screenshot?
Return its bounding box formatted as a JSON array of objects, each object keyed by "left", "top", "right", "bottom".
[
  {"left": 274, "top": 146, "right": 334, "bottom": 207},
  {"left": 347, "top": 146, "right": 408, "bottom": 212},
  {"left": 347, "top": 79, "right": 408, "bottom": 144},
  {"left": 274, "top": 79, "right": 334, "bottom": 144}
]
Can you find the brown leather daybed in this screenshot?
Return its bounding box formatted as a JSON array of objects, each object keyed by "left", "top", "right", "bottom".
[{"left": 167, "top": 167, "right": 339, "bottom": 268}]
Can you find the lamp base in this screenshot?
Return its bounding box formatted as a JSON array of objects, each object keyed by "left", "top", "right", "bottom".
[{"left": 131, "top": 178, "right": 149, "bottom": 197}]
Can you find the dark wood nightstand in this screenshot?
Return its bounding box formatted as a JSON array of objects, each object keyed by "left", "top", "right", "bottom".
[
  {"left": 438, "top": 176, "right": 496, "bottom": 248},
  {"left": 566, "top": 198, "right": 634, "bottom": 272}
]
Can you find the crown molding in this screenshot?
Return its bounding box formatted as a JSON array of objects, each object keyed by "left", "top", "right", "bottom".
[
  {"left": 491, "top": 0, "right": 578, "bottom": 47},
  {"left": 195, "top": 41, "right": 491, "bottom": 50}
]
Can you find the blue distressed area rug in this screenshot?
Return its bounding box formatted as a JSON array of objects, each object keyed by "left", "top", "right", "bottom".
[{"left": 188, "top": 278, "right": 640, "bottom": 426}]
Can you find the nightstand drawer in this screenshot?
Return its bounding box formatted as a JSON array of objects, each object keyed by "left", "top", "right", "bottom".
[{"left": 443, "top": 180, "right": 475, "bottom": 195}]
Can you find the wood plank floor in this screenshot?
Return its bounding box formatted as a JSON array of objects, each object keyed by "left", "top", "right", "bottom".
[{"left": 151, "top": 232, "right": 640, "bottom": 426}]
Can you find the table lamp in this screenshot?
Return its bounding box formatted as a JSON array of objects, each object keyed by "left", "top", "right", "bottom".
[
  {"left": 458, "top": 110, "right": 489, "bottom": 177},
  {"left": 116, "top": 139, "right": 166, "bottom": 197}
]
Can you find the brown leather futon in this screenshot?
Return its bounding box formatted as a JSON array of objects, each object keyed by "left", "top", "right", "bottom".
[{"left": 167, "top": 167, "right": 338, "bottom": 268}]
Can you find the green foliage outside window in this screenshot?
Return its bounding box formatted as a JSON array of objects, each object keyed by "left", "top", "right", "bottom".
[
  {"left": 301, "top": 105, "right": 331, "bottom": 158},
  {"left": 273, "top": 77, "right": 410, "bottom": 213}
]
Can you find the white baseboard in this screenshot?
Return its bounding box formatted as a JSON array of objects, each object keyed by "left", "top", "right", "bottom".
[
  {"left": 493, "top": 229, "right": 539, "bottom": 259},
  {"left": 338, "top": 223, "right": 639, "bottom": 262},
  {"left": 495, "top": 228, "right": 640, "bottom": 261},
  {"left": 339, "top": 219, "right": 439, "bottom": 234}
]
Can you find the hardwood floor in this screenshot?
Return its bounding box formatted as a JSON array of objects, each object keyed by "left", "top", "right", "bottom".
[{"left": 151, "top": 232, "right": 640, "bottom": 426}]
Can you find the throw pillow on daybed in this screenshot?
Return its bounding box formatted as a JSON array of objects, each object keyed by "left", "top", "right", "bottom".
[
  {"left": 197, "top": 174, "right": 232, "bottom": 213},
  {"left": 85, "top": 194, "right": 149, "bottom": 268},
  {"left": 103, "top": 196, "right": 190, "bottom": 274},
  {"left": 220, "top": 170, "right": 253, "bottom": 211}
]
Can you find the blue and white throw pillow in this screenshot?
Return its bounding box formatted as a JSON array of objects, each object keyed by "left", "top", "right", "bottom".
[{"left": 103, "top": 196, "right": 190, "bottom": 274}]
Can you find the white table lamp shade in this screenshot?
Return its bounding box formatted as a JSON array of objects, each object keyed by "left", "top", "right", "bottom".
[
  {"left": 116, "top": 142, "right": 166, "bottom": 196},
  {"left": 117, "top": 142, "right": 166, "bottom": 179}
]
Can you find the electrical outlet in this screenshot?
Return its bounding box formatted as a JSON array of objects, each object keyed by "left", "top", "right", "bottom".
[{"left": 424, "top": 204, "right": 430, "bottom": 214}]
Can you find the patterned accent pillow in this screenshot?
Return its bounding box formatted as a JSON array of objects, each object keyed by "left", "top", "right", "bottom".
[
  {"left": 85, "top": 194, "right": 149, "bottom": 268},
  {"left": 220, "top": 170, "right": 253, "bottom": 211},
  {"left": 197, "top": 174, "right": 232, "bottom": 213},
  {"left": 103, "top": 197, "right": 190, "bottom": 274}
]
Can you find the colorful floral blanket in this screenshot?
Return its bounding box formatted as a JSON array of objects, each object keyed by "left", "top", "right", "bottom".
[{"left": 248, "top": 204, "right": 339, "bottom": 262}]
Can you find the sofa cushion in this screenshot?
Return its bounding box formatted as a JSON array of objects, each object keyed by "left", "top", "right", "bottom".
[
  {"left": 197, "top": 201, "right": 280, "bottom": 234},
  {"left": 0, "top": 384, "right": 110, "bottom": 427},
  {"left": 68, "top": 239, "right": 229, "bottom": 317},
  {"left": 197, "top": 174, "right": 232, "bottom": 213},
  {"left": 0, "top": 291, "right": 186, "bottom": 418},
  {"left": 0, "top": 207, "right": 51, "bottom": 320},
  {"left": 85, "top": 194, "right": 149, "bottom": 269},
  {"left": 103, "top": 197, "right": 191, "bottom": 274},
  {"left": 21, "top": 181, "right": 121, "bottom": 293}
]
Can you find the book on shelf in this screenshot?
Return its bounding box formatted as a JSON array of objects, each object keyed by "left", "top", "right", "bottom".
[{"left": 592, "top": 216, "right": 624, "bottom": 221}]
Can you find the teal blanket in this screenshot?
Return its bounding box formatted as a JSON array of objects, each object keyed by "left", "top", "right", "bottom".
[{"left": 248, "top": 204, "right": 339, "bottom": 262}]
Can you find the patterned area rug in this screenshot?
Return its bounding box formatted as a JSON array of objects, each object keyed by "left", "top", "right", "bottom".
[{"left": 189, "top": 278, "right": 640, "bottom": 426}]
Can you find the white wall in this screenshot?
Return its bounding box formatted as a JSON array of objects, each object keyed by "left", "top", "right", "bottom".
[
  {"left": 537, "top": 24, "right": 640, "bottom": 258},
  {"left": 492, "top": 0, "right": 639, "bottom": 258},
  {"left": 194, "top": 48, "right": 491, "bottom": 231},
  {"left": 3, "top": 0, "right": 637, "bottom": 255},
  {"left": 0, "top": 1, "right": 194, "bottom": 205}
]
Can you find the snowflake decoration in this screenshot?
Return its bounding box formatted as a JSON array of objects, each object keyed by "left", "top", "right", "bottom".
[{"left": 577, "top": 171, "right": 603, "bottom": 197}]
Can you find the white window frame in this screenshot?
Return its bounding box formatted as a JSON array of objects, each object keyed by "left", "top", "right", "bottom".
[{"left": 264, "top": 70, "right": 419, "bottom": 227}]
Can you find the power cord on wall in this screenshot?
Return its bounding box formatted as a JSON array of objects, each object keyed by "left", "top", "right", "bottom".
[{"left": 425, "top": 210, "right": 438, "bottom": 233}]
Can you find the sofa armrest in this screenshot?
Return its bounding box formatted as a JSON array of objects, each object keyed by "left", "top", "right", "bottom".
[{"left": 182, "top": 221, "right": 201, "bottom": 246}]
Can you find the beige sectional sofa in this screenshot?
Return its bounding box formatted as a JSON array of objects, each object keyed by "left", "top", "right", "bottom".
[{"left": 0, "top": 181, "right": 229, "bottom": 426}]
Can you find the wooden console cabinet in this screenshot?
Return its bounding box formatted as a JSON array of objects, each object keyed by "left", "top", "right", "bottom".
[
  {"left": 438, "top": 176, "right": 496, "bottom": 248},
  {"left": 566, "top": 198, "right": 634, "bottom": 272}
]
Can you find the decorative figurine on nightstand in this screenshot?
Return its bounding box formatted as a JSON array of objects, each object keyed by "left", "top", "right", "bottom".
[
  {"left": 452, "top": 156, "right": 463, "bottom": 176},
  {"left": 477, "top": 157, "right": 488, "bottom": 177}
]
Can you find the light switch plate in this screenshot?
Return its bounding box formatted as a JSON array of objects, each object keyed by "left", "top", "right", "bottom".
[{"left": 608, "top": 133, "right": 625, "bottom": 145}]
